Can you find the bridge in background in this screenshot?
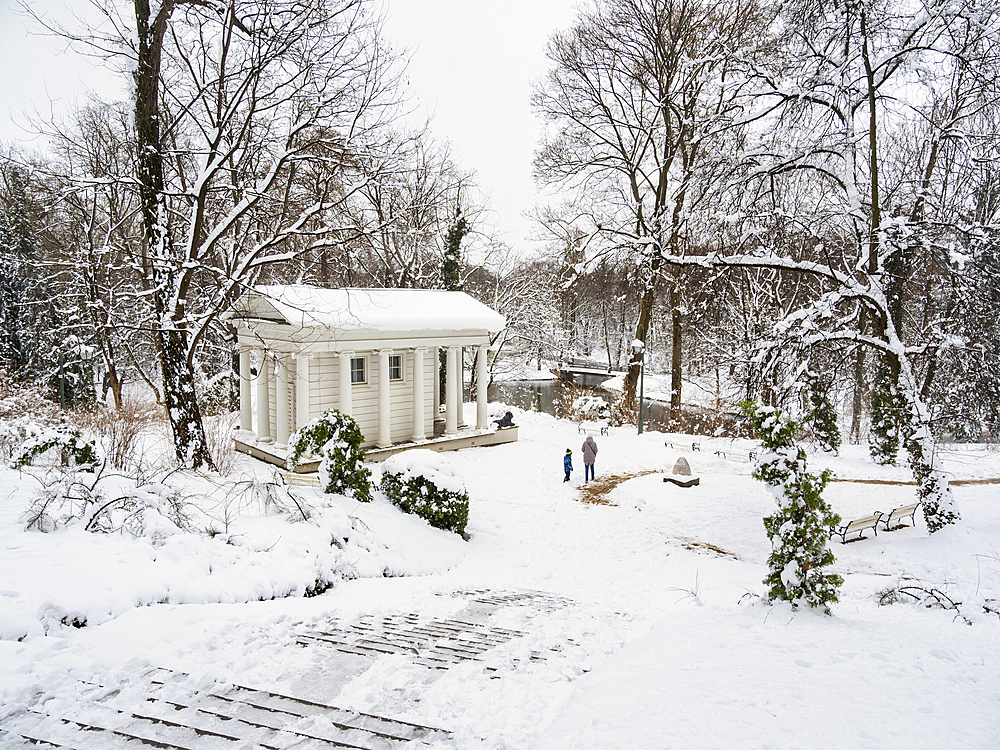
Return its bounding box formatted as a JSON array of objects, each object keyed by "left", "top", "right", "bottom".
[{"left": 552, "top": 358, "right": 624, "bottom": 383}]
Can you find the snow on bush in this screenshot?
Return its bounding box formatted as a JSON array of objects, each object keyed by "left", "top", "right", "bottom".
[
  {"left": 11, "top": 427, "right": 100, "bottom": 471},
  {"left": 380, "top": 449, "right": 469, "bottom": 535},
  {"left": 16, "top": 463, "right": 190, "bottom": 537},
  {"left": 0, "top": 383, "right": 62, "bottom": 462},
  {"left": 0, "top": 462, "right": 466, "bottom": 639},
  {"left": 573, "top": 395, "right": 610, "bottom": 422},
  {"left": 869, "top": 363, "right": 905, "bottom": 465},
  {"left": 287, "top": 410, "right": 372, "bottom": 502},
  {"left": 745, "top": 402, "right": 843, "bottom": 613}
]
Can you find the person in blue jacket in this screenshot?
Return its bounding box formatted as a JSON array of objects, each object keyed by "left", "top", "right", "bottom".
[{"left": 563, "top": 448, "right": 573, "bottom": 482}]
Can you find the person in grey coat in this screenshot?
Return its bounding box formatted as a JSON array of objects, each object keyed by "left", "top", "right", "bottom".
[{"left": 581, "top": 435, "right": 598, "bottom": 481}]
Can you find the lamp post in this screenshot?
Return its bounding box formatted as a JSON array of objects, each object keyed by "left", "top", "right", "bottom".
[{"left": 631, "top": 339, "right": 645, "bottom": 435}]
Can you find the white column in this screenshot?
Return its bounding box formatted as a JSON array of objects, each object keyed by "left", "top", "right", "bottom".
[
  {"left": 239, "top": 349, "right": 252, "bottom": 432},
  {"left": 445, "top": 346, "right": 459, "bottom": 435},
  {"left": 378, "top": 349, "right": 392, "bottom": 448},
  {"left": 295, "top": 354, "right": 311, "bottom": 429},
  {"left": 412, "top": 347, "right": 426, "bottom": 441},
  {"left": 477, "top": 344, "right": 489, "bottom": 429},
  {"left": 457, "top": 346, "right": 466, "bottom": 427},
  {"left": 339, "top": 350, "right": 354, "bottom": 416},
  {"left": 432, "top": 346, "right": 441, "bottom": 421},
  {"left": 256, "top": 351, "right": 272, "bottom": 443},
  {"left": 275, "top": 356, "right": 290, "bottom": 447}
]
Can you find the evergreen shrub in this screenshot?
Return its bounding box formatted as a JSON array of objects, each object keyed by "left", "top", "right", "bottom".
[
  {"left": 806, "top": 372, "right": 841, "bottom": 454},
  {"left": 744, "top": 401, "right": 843, "bottom": 613},
  {"left": 11, "top": 427, "right": 99, "bottom": 470},
  {"left": 380, "top": 449, "right": 469, "bottom": 535},
  {"left": 869, "top": 363, "right": 905, "bottom": 465},
  {"left": 573, "top": 394, "right": 611, "bottom": 422},
  {"left": 287, "top": 410, "right": 372, "bottom": 501}
]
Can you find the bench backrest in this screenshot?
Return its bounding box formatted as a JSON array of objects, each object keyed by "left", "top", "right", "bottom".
[
  {"left": 887, "top": 503, "right": 919, "bottom": 521},
  {"left": 846, "top": 514, "right": 882, "bottom": 529}
]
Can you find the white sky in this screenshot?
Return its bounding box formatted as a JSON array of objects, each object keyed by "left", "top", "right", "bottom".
[{"left": 0, "top": 0, "right": 579, "bottom": 252}]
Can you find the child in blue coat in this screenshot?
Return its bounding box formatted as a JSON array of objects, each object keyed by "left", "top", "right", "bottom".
[{"left": 563, "top": 449, "right": 573, "bottom": 482}]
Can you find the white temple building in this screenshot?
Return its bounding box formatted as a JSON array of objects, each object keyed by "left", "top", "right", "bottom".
[{"left": 222, "top": 286, "right": 515, "bottom": 467}]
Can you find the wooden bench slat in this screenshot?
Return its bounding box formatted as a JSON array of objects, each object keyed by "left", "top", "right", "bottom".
[
  {"left": 879, "top": 502, "right": 920, "bottom": 531},
  {"left": 831, "top": 512, "right": 883, "bottom": 543}
]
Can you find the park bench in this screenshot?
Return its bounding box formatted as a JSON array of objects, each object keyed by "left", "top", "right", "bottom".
[
  {"left": 712, "top": 448, "right": 757, "bottom": 463},
  {"left": 831, "top": 513, "right": 884, "bottom": 543},
  {"left": 879, "top": 502, "right": 921, "bottom": 531},
  {"left": 579, "top": 420, "right": 610, "bottom": 436},
  {"left": 279, "top": 471, "right": 319, "bottom": 487},
  {"left": 664, "top": 440, "right": 701, "bottom": 452}
]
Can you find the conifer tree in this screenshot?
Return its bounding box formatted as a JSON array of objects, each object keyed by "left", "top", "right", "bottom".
[
  {"left": 869, "top": 362, "right": 905, "bottom": 465},
  {"left": 745, "top": 402, "right": 843, "bottom": 613},
  {"left": 439, "top": 209, "right": 469, "bottom": 397},
  {"left": 441, "top": 209, "right": 468, "bottom": 291},
  {"left": 806, "top": 372, "right": 841, "bottom": 455}
]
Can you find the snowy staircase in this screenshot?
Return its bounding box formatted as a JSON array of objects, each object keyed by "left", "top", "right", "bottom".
[
  {"left": 297, "top": 612, "right": 538, "bottom": 670},
  {"left": 296, "top": 588, "right": 575, "bottom": 672},
  {"left": 1, "top": 667, "right": 451, "bottom": 749},
  {"left": 446, "top": 588, "right": 575, "bottom": 613}
]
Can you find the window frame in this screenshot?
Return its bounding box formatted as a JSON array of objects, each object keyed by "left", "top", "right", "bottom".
[
  {"left": 388, "top": 353, "right": 403, "bottom": 382},
  {"left": 350, "top": 355, "right": 367, "bottom": 385}
]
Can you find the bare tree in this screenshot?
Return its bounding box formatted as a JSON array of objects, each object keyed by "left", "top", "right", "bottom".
[
  {"left": 533, "top": 0, "right": 774, "bottom": 421},
  {"left": 671, "top": 0, "right": 1000, "bottom": 530},
  {"left": 29, "top": 0, "right": 403, "bottom": 468}
]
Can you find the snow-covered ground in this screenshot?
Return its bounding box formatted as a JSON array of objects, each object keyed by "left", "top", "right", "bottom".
[{"left": 2, "top": 407, "right": 1000, "bottom": 748}]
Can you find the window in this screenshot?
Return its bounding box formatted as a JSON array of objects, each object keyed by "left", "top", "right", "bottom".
[
  {"left": 388, "top": 354, "right": 403, "bottom": 381},
  {"left": 350, "top": 356, "right": 366, "bottom": 384}
]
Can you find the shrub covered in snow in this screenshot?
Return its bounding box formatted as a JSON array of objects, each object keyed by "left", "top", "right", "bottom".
[
  {"left": 287, "top": 410, "right": 372, "bottom": 502},
  {"left": 17, "top": 460, "right": 190, "bottom": 537},
  {"left": 380, "top": 449, "right": 469, "bottom": 535},
  {"left": 0, "top": 381, "right": 62, "bottom": 461},
  {"left": 80, "top": 398, "right": 165, "bottom": 472},
  {"left": 573, "top": 395, "right": 611, "bottom": 422},
  {"left": 745, "top": 402, "right": 843, "bottom": 613},
  {"left": 11, "top": 427, "right": 100, "bottom": 471}
]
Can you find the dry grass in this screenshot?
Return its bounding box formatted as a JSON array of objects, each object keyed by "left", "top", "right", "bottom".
[
  {"left": 671, "top": 536, "right": 741, "bottom": 560},
  {"left": 576, "top": 469, "right": 741, "bottom": 560},
  {"left": 83, "top": 397, "right": 165, "bottom": 471},
  {"left": 576, "top": 470, "right": 660, "bottom": 505}
]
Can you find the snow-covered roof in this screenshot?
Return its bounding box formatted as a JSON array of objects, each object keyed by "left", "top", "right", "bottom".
[{"left": 227, "top": 285, "right": 506, "bottom": 334}]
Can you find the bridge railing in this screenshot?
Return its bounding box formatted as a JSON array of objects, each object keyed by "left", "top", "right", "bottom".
[{"left": 559, "top": 358, "right": 613, "bottom": 373}]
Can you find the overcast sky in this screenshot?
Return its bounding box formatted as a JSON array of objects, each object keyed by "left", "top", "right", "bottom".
[{"left": 0, "top": 0, "right": 579, "bottom": 252}]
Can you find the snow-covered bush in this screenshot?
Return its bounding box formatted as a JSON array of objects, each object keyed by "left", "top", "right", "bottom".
[
  {"left": 11, "top": 427, "right": 100, "bottom": 470},
  {"left": 904, "top": 426, "right": 959, "bottom": 533},
  {"left": 380, "top": 449, "right": 469, "bottom": 535},
  {"left": 205, "top": 412, "right": 238, "bottom": 475},
  {"left": 745, "top": 402, "right": 843, "bottom": 613},
  {"left": 0, "top": 381, "right": 62, "bottom": 461},
  {"left": 287, "top": 410, "right": 372, "bottom": 502},
  {"left": 81, "top": 398, "right": 164, "bottom": 472},
  {"left": 573, "top": 395, "right": 611, "bottom": 422},
  {"left": 18, "top": 461, "right": 189, "bottom": 537},
  {"left": 221, "top": 474, "right": 313, "bottom": 524}
]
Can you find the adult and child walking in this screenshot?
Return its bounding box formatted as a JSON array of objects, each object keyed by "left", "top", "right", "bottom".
[{"left": 565, "top": 435, "right": 599, "bottom": 482}]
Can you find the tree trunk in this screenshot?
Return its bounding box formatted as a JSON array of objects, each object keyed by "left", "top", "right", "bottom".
[
  {"left": 134, "top": 0, "right": 215, "bottom": 470},
  {"left": 157, "top": 324, "right": 215, "bottom": 469},
  {"left": 623, "top": 283, "right": 656, "bottom": 413},
  {"left": 669, "top": 274, "right": 683, "bottom": 424},
  {"left": 105, "top": 357, "right": 123, "bottom": 411},
  {"left": 850, "top": 308, "right": 868, "bottom": 443}
]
